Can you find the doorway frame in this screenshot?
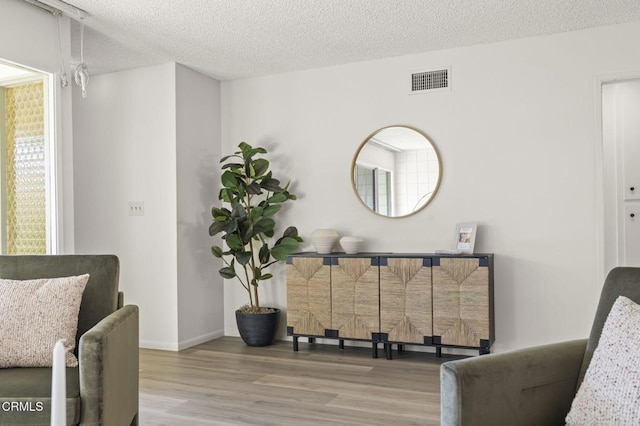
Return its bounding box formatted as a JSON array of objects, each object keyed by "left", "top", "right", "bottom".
[
  {"left": 595, "top": 70, "right": 640, "bottom": 284},
  {"left": 0, "top": 59, "right": 59, "bottom": 254}
]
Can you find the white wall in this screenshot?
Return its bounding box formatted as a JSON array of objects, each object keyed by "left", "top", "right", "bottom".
[
  {"left": 175, "top": 64, "right": 224, "bottom": 349},
  {"left": 221, "top": 21, "right": 640, "bottom": 352},
  {"left": 73, "top": 63, "right": 179, "bottom": 349},
  {"left": 73, "top": 62, "right": 224, "bottom": 350},
  {"left": 1, "top": 0, "right": 74, "bottom": 253}
]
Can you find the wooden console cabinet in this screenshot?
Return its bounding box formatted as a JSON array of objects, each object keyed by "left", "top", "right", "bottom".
[{"left": 286, "top": 253, "right": 494, "bottom": 357}]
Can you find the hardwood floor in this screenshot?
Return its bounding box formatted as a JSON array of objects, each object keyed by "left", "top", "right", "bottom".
[{"left": 139, "top": 337, "right": 465, "bottom": 425}]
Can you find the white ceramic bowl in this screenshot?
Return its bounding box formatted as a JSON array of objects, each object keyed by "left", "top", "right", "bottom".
[
  {"left": 310, "top": 229, "right": 339, "bottom": 254},
  {"left": 340, "top": 236, "right": 364, "bottom": 254}
]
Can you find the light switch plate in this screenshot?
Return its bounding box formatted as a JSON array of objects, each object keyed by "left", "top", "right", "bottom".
[{"left": 128, "top": 201, "right": 144, "bottom": 216}]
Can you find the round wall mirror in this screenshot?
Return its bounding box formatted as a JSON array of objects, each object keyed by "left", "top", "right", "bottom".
[{"left": 351, "top": 126, "right": 442, "bottom": 218}]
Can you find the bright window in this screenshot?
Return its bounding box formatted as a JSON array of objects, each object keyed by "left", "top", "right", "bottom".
[{"left": 0, "top": 61, "right": 55, "bottom": 254}]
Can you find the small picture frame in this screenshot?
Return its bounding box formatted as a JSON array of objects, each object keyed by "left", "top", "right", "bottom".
[{"left": 455, "top": 223, "right": 477, "bottom": 254}]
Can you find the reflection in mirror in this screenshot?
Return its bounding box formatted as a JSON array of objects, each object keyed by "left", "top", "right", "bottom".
[{"left": 351, "top": 126, "right": 441, "bottom": 218}]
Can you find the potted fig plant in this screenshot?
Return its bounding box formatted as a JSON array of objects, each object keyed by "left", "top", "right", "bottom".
[{"left": 209, "top": 142, "right": 302, "bottom": 346}]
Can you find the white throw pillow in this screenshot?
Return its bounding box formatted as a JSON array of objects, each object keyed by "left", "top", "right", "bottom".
[
  {"left": 0, "top": 274, "right": 90, "bottom": 367},
  {"left": 566, "top": 295, "right": 640, "bottom": 425}
]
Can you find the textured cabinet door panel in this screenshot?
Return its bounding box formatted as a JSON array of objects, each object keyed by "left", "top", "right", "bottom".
[
  {"left": 380, "top": 258, "right": 432, "bottom": 343},
  {"left": 331, "top": 257, "right": 379, "bottom": 340},
  {"left": 433, "top": 258, "right": 489, "bottom": 347},
  {"left": 286, "top": 257, "right": 331, "bottom": 335}
]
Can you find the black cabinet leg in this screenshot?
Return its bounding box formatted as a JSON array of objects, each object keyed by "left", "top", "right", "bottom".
[
  {"left": 308, "top": 337, "right": 315, "bottom": 344},
  {"left": 293, "top": 336, "right": 299, "bottom": 352},
  {"left": 372, "top": 342, "right": 378, "bottom": 358},
  {"left": 398, "top": 344, "right": 404, "bottom": 353},
  {"left": 339, "top": 339, "right": 345, "bottom": 350},
  {"left": 436, "top": 347, "right": 442, "bottom": 357},
  {"left": 385, "top": 343, "right": 392, "bottom": 360}
]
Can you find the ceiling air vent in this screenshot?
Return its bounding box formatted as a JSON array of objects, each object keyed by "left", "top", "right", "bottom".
[{"left": 410, "top": 67, "right": 451, "bottom": 94}]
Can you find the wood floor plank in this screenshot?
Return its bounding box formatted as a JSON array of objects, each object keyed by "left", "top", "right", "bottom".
[{"left": 139, "top": 337, "right": 464, "bottom": 425}]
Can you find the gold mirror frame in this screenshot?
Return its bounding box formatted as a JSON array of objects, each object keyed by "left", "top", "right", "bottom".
[{"left": 350, "top": 125, "right": 442, "bottom": 218}]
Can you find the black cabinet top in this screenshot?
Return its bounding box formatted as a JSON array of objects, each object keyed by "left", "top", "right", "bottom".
[{"left": 287, "top": 252, "right": 493, "bottom": 259}]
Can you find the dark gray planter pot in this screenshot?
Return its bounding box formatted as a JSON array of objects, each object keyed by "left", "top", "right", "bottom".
[{"left": 235, "top": 308, "right": 280, "bottom": 347}]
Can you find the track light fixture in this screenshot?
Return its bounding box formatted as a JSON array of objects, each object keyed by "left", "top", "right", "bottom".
[
  {"left": 23, "top": 0, "right": 88, "bottom": 20},
  {"left": 23, "top": 0, "right": 90, "bottom": 95}
]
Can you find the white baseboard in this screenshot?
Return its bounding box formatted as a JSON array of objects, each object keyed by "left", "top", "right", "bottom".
[
  {"left": 139, "top": 340, "right": 180, "bottom": 351},
  {"left": 178, "top": 329, "right": 224, "bottom": 350},
  {"left": 140, "top": 329, "right": 224, "bottom": 351}
]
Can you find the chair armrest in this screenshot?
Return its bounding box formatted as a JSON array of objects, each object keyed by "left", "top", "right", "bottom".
[
  {"left": 78, "top": 305, "right": 139, "bottom": 426},
  {"left": 440, "top": 339, "right": 587, "bottom": 426}
]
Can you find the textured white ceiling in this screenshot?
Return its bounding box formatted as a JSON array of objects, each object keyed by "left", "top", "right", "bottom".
[{"left": 61, "top": 0, "right": 640, "bottom": 80}]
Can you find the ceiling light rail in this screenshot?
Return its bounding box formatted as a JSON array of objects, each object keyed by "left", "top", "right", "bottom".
[
  {"left": 21, "top": 0, "right": 90, "bottom": 95},
  {"left": 22, "top": 0, "right": 88, "bottom": 20}
]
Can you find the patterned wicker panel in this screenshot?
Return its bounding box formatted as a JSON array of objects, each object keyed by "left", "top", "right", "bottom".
[
  {"left": 433, "top": 258, "right": 489, "bottom": 347},
  {"left": 286, "top": 257, "right": 331, "bottom": 335},
  {"left": 380, "top": 258, "right": 432, "bottom": 343},
  {"left": 331, "top": 257, "right": 379, "bottom": 340}
]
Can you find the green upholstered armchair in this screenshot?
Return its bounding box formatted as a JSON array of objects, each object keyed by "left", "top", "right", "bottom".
[
  {"left": 440, "top": 266, "right": 640, "bottom": 426},
  {"left": 0, "top": 255, "right": 139, "bottom": 425}
]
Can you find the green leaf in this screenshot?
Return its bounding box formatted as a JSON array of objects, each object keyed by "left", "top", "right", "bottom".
[
  {"left": 235, "top": 185, "right": 246, "bottom": 200},
  {"left": 221, "top": 170, "right": 239, "bottom": 189},
  {"left": 220, "top": 154, "right": 240, "bottom": 163},
  {"left": 227, "top": 218, "right": 238, "bottom": 234},
  {"left": 230, "top": 203, "right": 247, "bottom": 219},
  {"left": 209, "top": 221, "right": 228, "bottom": 236},
  {"left": 249, "top": 206, "right": 264, "bottom": 221},
  {"left": 219, "top": 188, "right": 234, "bottom": 203},
  {"left": 211, "top": 207, "right": 229, "bottom": 218},
  {"left": 253, "top": 217, "right": 275, "bottom": 234},
  {"left": 219, "top": 267, "right": 236, "bottom": 279},
  {"left": 211, "top": 246, "right": 223, "bottom": 257},
  {"left": 258, "top": 244, "right": 270, "bottom": 264},
  {"left": 267, "top": 193, "right": 287, "bottom": 203},
  {"left": 283, "top": 226, "right": 299, "bottom": 238},
  {"left": 235, "top": 251, "right": 252, "bottom": 265},
  {"left": 271, "top": 237, "right": 300, "bottom": 261},
  {"left": 238, "top": 142, "right": 252, "bottom": 154},
  {"left": 246, "top": 182, "right": 262, "bottom": 195},
  {"left": 261, "top": 273, "right": 273, "bottom": 280},
  {"left": 226, "top": 234, "right": 244, "bottom": 250},
  {"left": 246, "top": 147, "right": 267, "bottom": 159},
  {"left": 239, "top": 222, "right": 254, "bottom": 244},
  {"left": 253, "top": 158, "right": 269, "bottom": 177},
  {"left": 221, "top": 162, "right": 243, "bottom": 170},
  {"left": 262, "top": 204, "right": 281, "bottom": 216},
  {"left": 261, "top": 178, "right": 282, "bottom": 192}
]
